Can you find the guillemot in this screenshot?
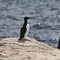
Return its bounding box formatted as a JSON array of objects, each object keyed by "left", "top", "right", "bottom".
[
  {"left": 18, "top": 16, "right": 31, "bottom": 40},
  {"left": 57, "top": 37, "right": 60, "bottom": 49}
]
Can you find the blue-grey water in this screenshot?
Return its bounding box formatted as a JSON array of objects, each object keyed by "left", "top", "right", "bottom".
[{"left": 0, "top": 0, "right": 60, "bottom": 48}]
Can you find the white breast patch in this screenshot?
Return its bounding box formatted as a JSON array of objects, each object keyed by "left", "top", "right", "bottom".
[{"left": 24, "top": 24, "right": 29, "bottom": 37}]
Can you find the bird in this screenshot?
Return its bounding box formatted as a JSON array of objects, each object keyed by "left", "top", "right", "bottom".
[
  {"left": 57, "top": 37, "right": 60, "bottom": 49},
  {"left": 18, "top": 16, "right": 31, "bottom": 40}
]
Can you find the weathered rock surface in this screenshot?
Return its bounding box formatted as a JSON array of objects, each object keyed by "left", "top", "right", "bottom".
[{"left": 0, "top": 37, "right": 60, "bottom": 60}]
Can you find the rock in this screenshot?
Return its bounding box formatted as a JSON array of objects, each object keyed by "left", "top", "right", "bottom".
[{"left": 0, "top": 37, "right": 60, "bottom": 60}]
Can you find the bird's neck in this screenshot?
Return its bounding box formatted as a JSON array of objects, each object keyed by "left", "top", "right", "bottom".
[{"left": 23, "top": 19, "right": 27, "bottom": 26}]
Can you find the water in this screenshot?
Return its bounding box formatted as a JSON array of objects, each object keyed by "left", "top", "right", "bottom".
[{"left": 0, "top": 0, "right": 60, "bottom": 48}]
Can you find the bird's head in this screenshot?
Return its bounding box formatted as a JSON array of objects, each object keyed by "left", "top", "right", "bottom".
[
  {"left": 24, "top": 16, "right": 33, "bottom": 23},
  {"left": 24, "top": 16, "right": 31, "bottom": 23},
  {"left": 24, "top": 16, "right": 30, "bottom": 20}
]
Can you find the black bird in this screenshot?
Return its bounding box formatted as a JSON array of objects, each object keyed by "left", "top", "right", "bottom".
[
  {"left": 19, "top": 16, "right": 31, "bottom": 40},
  {"left": 57, "top": 37, "right": 60, "bottom": 49}
]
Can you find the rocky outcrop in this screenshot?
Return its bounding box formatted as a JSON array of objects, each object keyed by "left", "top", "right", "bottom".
[{"left": 0, "top": 37, "right": 60, "bottom": 60}]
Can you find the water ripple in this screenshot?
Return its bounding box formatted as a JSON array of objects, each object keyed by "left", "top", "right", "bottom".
[{"left": 6, "top": 15, "right": 19, "bottom": 21}]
